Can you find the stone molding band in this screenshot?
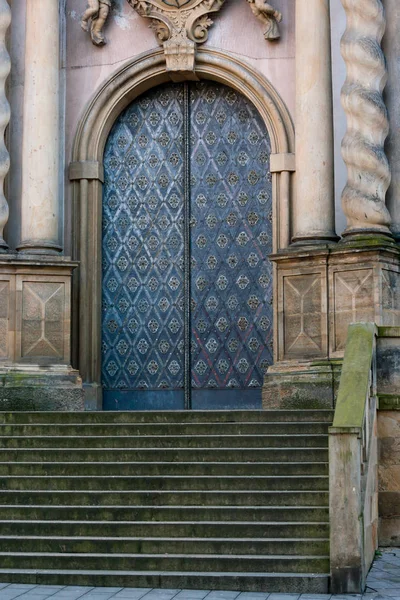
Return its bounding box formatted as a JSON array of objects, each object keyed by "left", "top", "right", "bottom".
[
  {"left": 270, "top": 153, "right": 295, "bottom": 173},
  {"left": 69, "top": 161, "right": 104, "bottom": 183}
]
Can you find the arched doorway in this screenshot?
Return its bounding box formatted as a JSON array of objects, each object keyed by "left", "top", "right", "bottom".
[{"left": 101, "top": 80, "right": 273, "bottom": 410}]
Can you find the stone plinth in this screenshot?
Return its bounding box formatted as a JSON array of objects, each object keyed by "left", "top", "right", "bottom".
[
  {"left": 263, "top": 239, "right": 400, "bottom": 408},
  {"left": 0, "top": 256, "right": 83, "bottom": 410}
]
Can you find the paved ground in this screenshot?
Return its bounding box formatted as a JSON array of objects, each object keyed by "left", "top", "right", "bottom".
[{"left": 0, "top": 549, "right": 399, "bottom": 600}]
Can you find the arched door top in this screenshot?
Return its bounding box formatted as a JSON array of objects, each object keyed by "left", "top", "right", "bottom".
[{"left": 72, "top": 47, "right": 294, "bottom": 164}]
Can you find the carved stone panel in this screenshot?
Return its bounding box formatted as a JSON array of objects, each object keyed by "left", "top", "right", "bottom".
[
  {"left": 282, "top": 272, "right": 325, "bottom": 359},
  {"left": 382, "top": 269, "right": 400, "bottom": 326},
  {"left": 332, "top": 269, "right": 375, "bottom": 353},
  {"left": 21, "top": 282, "right": 64, "bottom": 359},
  {"left": 16, "top": 275, "right": 71, "bottom": 364}
]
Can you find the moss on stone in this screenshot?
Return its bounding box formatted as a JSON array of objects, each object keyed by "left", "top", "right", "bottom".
[{"left": 333, "top": 323, "right": 376, "bottom": 429}]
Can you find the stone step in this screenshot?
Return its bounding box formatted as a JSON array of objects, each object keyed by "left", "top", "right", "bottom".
[
  {"left": 0, "top": 505, "right": 330, "bottom": 522},
  {"left": 0, "top": 475, "right": 330, "bottom": 491},
  {"left": 0, "top": 552, "right": 330, "bottom": 573},
  {"left": 0, "top": 447, "right": 328, "bottom": 463},
  {"left": 0, "top": 409, "right": 332, "bottom": 593},
  {"left": 0, "top": 536, "right": 330, "bottom": 555},
  {"left": 0, "top": 434, "right": 329, "bottom": 449},
  {"left": 0, "top": 569, "right": 331, "bottom": 593},
  {"left": 0, "top": 490, "right": 329, "bottom": 506},
  {"left": 0, "top": 520, "right": 329, "bottom": 538},
  {"left": 0, "top": 410, "right": 335, "bottom": 424},
  {"left": 0, "top": 461, "right": 329, "bottom": 477},
  {"left": 0, "top": 422, "right": 331, "bottom": 436}
]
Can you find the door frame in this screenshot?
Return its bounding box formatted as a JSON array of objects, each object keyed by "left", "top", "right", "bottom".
[{"left": 70, "top": 46, "right": 295, "bottom": 409}]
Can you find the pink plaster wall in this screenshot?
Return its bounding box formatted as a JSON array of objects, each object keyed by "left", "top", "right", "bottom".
[{"left": 63, "top": 0, "right": 294, "bottom": 254}]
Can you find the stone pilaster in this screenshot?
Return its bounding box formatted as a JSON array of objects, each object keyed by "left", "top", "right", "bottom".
[
  {"left": 292, "top": 0, "right": 337, "bottom": 244},
  {"left": 340, "top": 0, "right": 392, "bottom": 237},
  {"left": 0, "top": 0, "right": 10, "bottom": 253},
  {"left": 17, "top": 0, "right": 61, "bottom": 255}
]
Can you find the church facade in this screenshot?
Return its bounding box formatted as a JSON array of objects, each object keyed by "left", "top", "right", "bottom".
[
  {"left": 0, "top": 0, "right": 399, "bottom": 591},
  {"left": 4, "top": 0, "right": 399, "bottom": 411}
]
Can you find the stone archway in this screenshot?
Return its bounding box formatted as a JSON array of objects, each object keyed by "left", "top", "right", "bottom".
[{"left": 70, "top": 46, "right": 294, "bottom": 408}]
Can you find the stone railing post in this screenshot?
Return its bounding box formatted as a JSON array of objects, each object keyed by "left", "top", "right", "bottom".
[
  {"left": 340, "top": 0, "right": 392, "bottom": 237},
  {"left": 0, "top": 0, "right": 10, "bottom": 253},
  {"left": 329, "top": 323, "right": 378, "bottom": 594},
  {"left": 292, "top": 0, "right": 338, "bottom": 244},
  {"left": 17, "top": 0, "right": 62, "bottom": 254}
]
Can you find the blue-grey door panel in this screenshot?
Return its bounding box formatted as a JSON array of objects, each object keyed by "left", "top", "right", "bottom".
[
  {"left": 101, "top": 82, "right": 273, "bottom": 410},
  {"left": 189, "top": 82, "right": 273, "bottom": 399}
]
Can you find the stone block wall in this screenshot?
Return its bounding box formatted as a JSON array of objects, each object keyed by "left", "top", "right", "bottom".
[{"left": 378, "top": 411, "right": 400, "bottom": 546}]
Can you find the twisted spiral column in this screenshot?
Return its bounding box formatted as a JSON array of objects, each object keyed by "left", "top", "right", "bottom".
[
  {"left": 0, "top": 0, "right": 11, "bottom": 253},
  {"left": 340, "top": 0, "right": 392, "bottom": 237}
]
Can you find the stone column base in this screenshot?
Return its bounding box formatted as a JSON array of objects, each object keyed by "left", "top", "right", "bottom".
[
  {"left": 0, "top": 255, "right": 83, "bottom": 411},
  {"left": 265, "top": 237, "right": 400, "bottom": 409}
]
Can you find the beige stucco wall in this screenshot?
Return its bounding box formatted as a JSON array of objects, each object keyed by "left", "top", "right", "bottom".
[{"left": 63, "top": 0, "right": 294, "bottom": 255}]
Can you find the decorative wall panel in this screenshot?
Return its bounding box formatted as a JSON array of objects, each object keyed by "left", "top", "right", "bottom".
[
  {"left": 102, "top": 81, "right": 273, "bottom": 409},
  {"left": 382, "top": 270, "right": 400, "bottom": 326},
  {"left": 333, "top": 269, "right": 374, "bottom": 352},
  {"left": 21, "top": 281, "right": 65, "bottom": 359},
  {"left": 283, "top": 273, "right": 323, "bottom": 358}
]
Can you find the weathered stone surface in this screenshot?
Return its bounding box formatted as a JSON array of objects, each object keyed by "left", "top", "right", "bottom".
[
  {"left": 340, "top": 0, "right": 392, "bottom": 236},
  {"left": 0, "top": 369, "right": 83, "bottom": 411},
  {"left": 377, "top": 330, "right": 400, "bottom": 397},
  {"left": 263, "top": 362, "right": 339, "bottom": 409},
  {"left": 378, "top": 411, "right": 400, "bottom": 546}
]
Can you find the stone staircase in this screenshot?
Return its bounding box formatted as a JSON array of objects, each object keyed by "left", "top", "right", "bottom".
[{"left": 0, "top": 410, "right": 333, "bottom": 593}]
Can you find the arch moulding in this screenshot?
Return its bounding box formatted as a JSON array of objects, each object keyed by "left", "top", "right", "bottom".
[{"left": 69, "top": 46, "right": 295, "bottom": 408}]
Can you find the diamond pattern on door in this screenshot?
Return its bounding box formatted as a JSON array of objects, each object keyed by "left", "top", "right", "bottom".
[
  {"left": 190, "top": 82, "right": 273, "bottom": 391},
  {"left": 102, "top": 85, "right": 185, "bottom": 394},
  {"left": 101, "top": 81, "right": 273, "bottom": 408}
]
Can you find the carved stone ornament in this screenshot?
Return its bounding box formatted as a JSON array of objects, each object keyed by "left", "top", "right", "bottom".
[
  {"left": 81, "top": 0, "right": 282, "bottom": 73},
  {"left": 81, "top": 0, "right": 112, "bottom": 46},
  {"left": 246, "top": 0, "right": 281, "bottom": 41},
  {"left": 126, "top": 0, "right": 224, "bottom": 76}
]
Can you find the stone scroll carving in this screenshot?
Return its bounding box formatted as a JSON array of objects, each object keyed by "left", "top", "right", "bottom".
[
  {"left": 246, "top": 0, "right": 281, "bottom": 41},
  {"left": 340, "top": 0, "right": 392, "bottom": 236},
  {"left": 0, "top": 0, "right": 10, "bottom": 253},
  {"left": 126, "top": 0, "right": 225, "bottom": 75}
]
